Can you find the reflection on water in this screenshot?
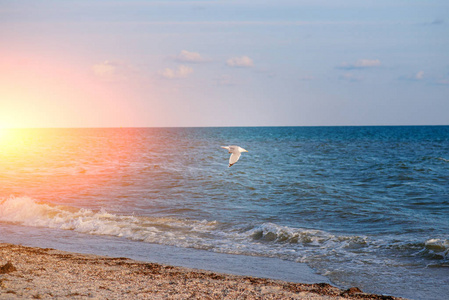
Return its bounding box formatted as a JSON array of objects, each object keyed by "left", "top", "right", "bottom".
[
  {"left": 1, "top": 127, "right": 449, "bottom": 299},
  {"left": 0, "top": 128, "right": 141, "bottom": 203}
]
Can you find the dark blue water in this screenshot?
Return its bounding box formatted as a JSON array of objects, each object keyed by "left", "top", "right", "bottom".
[{"left": 1, "top": 126, "right": 448, "bottom": 299}]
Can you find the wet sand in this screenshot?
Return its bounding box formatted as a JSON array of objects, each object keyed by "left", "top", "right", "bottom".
[{"left": 0, "top": 243, "right": 402, "bottom": 299}]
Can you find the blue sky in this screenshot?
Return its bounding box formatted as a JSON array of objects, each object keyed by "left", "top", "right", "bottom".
[{"left": 1, "top": 0, "right": 448, "bottom": 127}]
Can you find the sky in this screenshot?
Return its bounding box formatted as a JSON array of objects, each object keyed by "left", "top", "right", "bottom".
[{"left": 1, "top": 0, "right": 448, "bottom": 128}]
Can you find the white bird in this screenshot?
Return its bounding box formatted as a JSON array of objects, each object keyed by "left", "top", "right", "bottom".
[{"left": 221, "top": 145, "right": 248, "bottom": 167}]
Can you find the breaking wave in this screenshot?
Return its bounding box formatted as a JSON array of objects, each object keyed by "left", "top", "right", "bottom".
[
  {"left": 1, "top": 196, "right": 447, "bottom": 267},
  {"left": 0, "top": 196, "right": 219, "bottom": 248}
]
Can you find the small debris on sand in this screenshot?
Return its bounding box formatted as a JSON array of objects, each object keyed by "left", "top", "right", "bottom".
[
  {"left": 0, "top": 262, "right": 17, "bottom": 274},
  {"left": 0, "top": 243, "right": 404, "bottom": 299}
]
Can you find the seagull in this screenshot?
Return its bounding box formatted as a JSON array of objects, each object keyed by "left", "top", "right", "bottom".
[{"left": 221, "top": 145, "right": 248, "bottom": 167}]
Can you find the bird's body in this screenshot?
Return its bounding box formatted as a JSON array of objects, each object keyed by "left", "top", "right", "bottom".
[{"left": 221, "top": 145, "right": 248, "bottom": 167}]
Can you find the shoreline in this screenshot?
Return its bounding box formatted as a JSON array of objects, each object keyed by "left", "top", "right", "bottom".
[{"left": 0, "top": 243, "right": 403, "bottom": 299}]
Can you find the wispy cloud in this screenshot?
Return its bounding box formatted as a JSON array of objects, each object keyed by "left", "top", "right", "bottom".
[
  {"left": 175, "top": 50, "right": 209, "bottom": 63},
  {"left": 226, "top": 56, "right": 254, "bottom": 68},
  {"left": 339, "top": 73, "right": 363, "bottom": 82},
  {"left": 338, "top": 59, "right": 381, "bottom": 70},
  {"left": 399, "top": 70, "right": 425, "bottom": 82},
  {"left": 92, "top": 60, "right": 132, "bottom": 82},
  {"left": 437, "top": 78, "right": 449, "bottom": 85},
  {"left": 159, "top": 65, "right": 193, "bottom": 79},
  {"left": 414, "top": 71, "right": 425, "bottom": 80}
]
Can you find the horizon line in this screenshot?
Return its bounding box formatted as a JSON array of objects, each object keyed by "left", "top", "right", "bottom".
[{"left": 2, "top": 124, "right": 448, "bottom": 130}]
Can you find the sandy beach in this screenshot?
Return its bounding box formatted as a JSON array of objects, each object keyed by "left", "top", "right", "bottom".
[{"left": 0, "top": 243, "right": 402, "bottom": 299}]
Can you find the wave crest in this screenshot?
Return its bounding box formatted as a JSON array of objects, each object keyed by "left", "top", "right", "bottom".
[
  {"left": 1, "top": 196, "right": 447, "bottom": 268},
  {"left": 246, "top": 222, "right": 368, "bottom": 249},
  {"left": 421, "top": 239, "right": 449, "bottom": 260},
  {"left": 0, "top": 196, "right": 220, "bottom": 246}
]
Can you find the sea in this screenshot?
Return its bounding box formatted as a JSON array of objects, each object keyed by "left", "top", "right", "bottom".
[{"left": 0, "top": 126, "right": 448, "bottom": 299}]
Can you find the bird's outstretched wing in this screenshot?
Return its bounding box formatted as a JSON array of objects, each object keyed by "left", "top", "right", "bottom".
[{"left": 229, "top": 152, "right": 241, "bottom": 167}]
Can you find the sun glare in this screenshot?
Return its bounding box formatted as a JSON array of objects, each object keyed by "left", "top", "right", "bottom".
[
  {"left": 0, "top": 128, "right": 27, "bottom": 155},
  {"left": 0, "top": 128, "right": 141, "bottom": 203},
  {"left": 0, "top": 128, "right": 7, "bottom": 141},
  {"left": 0, "top": 128, "right": 14, "bottom": 146}
]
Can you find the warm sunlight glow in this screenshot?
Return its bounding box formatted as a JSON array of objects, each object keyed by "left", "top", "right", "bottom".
[
  {"left": 0, "top": 128, "right": 141, "bottom": 203},
  {"left": 0, "top": 128, "right": 24, "bottom": 154},
  {"left": 0, "top": 128, "right": 7, "bottom": 140},
  {"left": 0, "top": 52, "right": 139, "bottom": 128}
]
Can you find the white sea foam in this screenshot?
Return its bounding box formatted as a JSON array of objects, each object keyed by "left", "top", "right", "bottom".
[
  {"left": 1, "top": 196, "right": 447, "bottom": 268},
  {"left": 424, "top": 238, "right": 449, "bottom": 259},
  {"left": 0, "top": 197, "right": 345, "bottom": 253},
  {"left": 0, "top": 196, "right": 220, "bottom": 249}
]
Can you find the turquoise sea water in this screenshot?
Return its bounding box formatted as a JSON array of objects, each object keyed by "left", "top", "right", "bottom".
[{"left": 1, "top": 126, "right": 448, "bottom": 299}]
